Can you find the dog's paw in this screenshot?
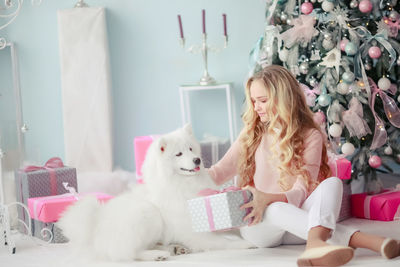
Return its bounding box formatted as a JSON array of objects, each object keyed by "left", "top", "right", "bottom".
[
  {"left": 172, "top": 244, "right": 191, "bottom": 255},
  {"left": 136, "top": 250, "right": 170, "bottom": 261},
  {"left": 155, "top": 254, "right": 168, "bottom": 261}
]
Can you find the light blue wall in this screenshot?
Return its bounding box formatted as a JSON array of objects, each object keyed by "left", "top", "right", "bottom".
[{"left": 3, "top": 0, "right": 265, "bottom": 171}]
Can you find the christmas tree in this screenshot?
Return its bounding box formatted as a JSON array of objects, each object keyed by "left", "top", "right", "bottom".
[{"left": 250, "top": 0, "right": 400, "bottom": 190}]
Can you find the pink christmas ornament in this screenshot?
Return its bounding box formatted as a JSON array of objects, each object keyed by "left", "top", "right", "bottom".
[
  {"left": 368, "top": 46, "right": 381, "bottom": 58},
  {"left": 301, "top": 2, "right": 314, "bottom": 15},
  {"left": 340, "top": 39, "right": 349, "bottom": 51},
  {"left": 359, "top": 0, "right": 373, "bottom": 13},
  {"left": 368, "top": 155, "right": 382, "bottom": 168}
]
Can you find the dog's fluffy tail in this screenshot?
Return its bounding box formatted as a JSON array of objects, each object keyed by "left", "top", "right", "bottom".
[{"left": 57, "top": 195, "right": 100, "bottom": 247}]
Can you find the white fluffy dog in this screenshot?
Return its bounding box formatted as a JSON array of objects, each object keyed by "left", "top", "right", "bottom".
[{"left": 58, "top": 125, "right": 252, "bottom": 261}]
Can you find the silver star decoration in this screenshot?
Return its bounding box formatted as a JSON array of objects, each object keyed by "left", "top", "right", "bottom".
[{"left": 320, "top": 48, "right": 341, "bottom": 75}]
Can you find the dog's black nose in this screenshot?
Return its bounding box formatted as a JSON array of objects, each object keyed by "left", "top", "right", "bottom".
[{"left": 193, "top": 157, "right": 201, "bottom": 165}]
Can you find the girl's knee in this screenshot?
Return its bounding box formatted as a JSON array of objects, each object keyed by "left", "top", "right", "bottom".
[
  {"left": 321, "top": 177, "right": 343, "bottom": 191},
  {"left": 266, "top": 201, "right": 290, "bottom": 216}
]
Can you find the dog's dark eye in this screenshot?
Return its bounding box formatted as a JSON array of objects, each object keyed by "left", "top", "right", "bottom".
[
  {"left": 176, "top": 152, "right": 182, "bottom": 157},
  {"left": 189, "top": 147, "right": 192, "bottom": 151}
]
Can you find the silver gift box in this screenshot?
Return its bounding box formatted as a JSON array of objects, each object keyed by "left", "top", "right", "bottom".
[{"left": 187, "top": 189, "right": 252, "bottom": 232}]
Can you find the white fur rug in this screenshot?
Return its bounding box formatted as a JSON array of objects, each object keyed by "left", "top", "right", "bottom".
[
  {"left": 1, "top": 218, "right": 400, "bottom": 267},
  {"left": 2, "top": 170, "right": 400, "bottom": 266}
]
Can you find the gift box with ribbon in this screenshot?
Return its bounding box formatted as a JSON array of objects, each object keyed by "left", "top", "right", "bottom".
[
  {"left": 187, "top": 186, "right": 252, "bottom": 232},
  {"left": 28, "top": 192, "right": 113, "bottom": 223},
  {"left": 14, "top": 157, "right": 77, "bottom": 235},
  {"left": 200, "top": 135, "right": 231, "bottom": 168},
  {"left": 351, "top": 187, "right": 400, "bottom": 221},
  {"left": 134, "top": 135, "right": 160, "bottom": 184},
  {"left": 327, "top": 152, "right": 352, "bottom": 222},
  {"left": 29, "top": 192, "right": 113, "bottom": 243}
]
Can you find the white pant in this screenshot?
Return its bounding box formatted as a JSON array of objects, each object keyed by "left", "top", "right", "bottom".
[{"left": 240, "top": 177, "right": 358, "bottom": 248}]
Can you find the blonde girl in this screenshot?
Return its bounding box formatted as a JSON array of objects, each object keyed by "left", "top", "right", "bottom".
[{"left": 208, "top": 65, "right": 400, "bottom": 266}]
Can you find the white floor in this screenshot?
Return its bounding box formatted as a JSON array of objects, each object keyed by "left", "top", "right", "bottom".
[{"left": 1, "top": 218, "right": 400, "bottom": 267}]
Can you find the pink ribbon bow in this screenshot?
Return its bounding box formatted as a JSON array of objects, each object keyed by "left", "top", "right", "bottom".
[
  {"left": 197, "top": 186, "right": 241, "bottom": 196},
  {"left": 342, "top": 97, "right": 372, "bottom": 139},
  {"left": 23, "top": 157, "right": 65, "bottom": 195},
  {"left": 23, "top": 157, "right": 64, "bottom": 172},
  {"left": 368, "top": 78, "right": 400, "bottom": 150},
  {"left": 300, "top": 83, "right": 321, "bottom": 107}
]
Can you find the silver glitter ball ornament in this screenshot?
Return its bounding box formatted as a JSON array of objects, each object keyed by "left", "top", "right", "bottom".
[
  {"left": 322, "top": 39, "right": 335, "bottom": 50},
  {"left": 349, "top": 0, "right": 359, "bottom": 8}
]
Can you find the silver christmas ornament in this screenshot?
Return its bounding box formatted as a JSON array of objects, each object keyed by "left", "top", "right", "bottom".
[
  {"left": 322, "top": 39, "right": 335, "bottom": 50},
  {"left": 337, "top": 82, "right": 350, "bottom": 95},
  {"left": 321, "top": 0, "right": 334, "bottom": 12},
  {"left": 389, "top": 10, "right": 399, "bottom": 21},
  {"left": 318, "top": 94, "right": 332, "bottom": 107},
  {"left": 311, "top": 0, "right": 317, "bottom": 3},
  {"left": 350, "top": 0, "right": 359, "bottom": 8},
  {"left": 384, "top": 146, "right": 393, "bottom": 155},
  {"left": 309, "top": 76, "right": 318, "bottom": 87},
  {"left": 365, "top": 62, "right": 372, "bottom": 70},
  {"left": 299, "top": 62, "right": 309, "bottom": 75},
  {"left": 286, "top": 18, "right": 292, "bottom": 25},
  {"left": 342, "top": 71, "right": 355, "bottom": 84},
  {"left": 397, "top": 56, "right": 400, "bottom": 66},
  {"left": 342, "top": 142, "right": 355, "bottom": 156}
]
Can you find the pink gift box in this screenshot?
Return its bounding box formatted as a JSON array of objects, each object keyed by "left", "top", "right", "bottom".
[
  {"left": 328, "top": 157, "right": 351, "bottom": 180},
  {"left": 351, "top": 190, "right": 400, "bottom": 221},
  {"left": 134, "top": 135, "right": 159, "bottom": 183},
  {"left": 28, "top": 193, "right": 113, "bottom": 223}
]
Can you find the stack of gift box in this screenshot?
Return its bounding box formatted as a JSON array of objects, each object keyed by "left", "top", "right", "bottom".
[{"left": 15, "top": 157, "right": 112, "bottom": 243}]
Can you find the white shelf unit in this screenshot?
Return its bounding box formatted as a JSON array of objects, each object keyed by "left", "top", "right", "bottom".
[{"left": 179, "top": 83, "right": 237, "bottom": 144}]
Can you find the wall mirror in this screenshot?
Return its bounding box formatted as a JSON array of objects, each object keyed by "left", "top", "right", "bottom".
[{"left": 0, "top": 40, "right": 25, "bottom": 205}]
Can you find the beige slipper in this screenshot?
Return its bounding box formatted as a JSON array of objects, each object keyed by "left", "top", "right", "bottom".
[
  {"left": 381, "top": 238, "right": 400, "bottom": 259},
  {"left": 297, "top": 245, "right": 354, "bottom": 266}
]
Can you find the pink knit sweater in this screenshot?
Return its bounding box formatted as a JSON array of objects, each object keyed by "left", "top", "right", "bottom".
[{"left": 208, "top": 128, "right": 323, "bottom": 207}]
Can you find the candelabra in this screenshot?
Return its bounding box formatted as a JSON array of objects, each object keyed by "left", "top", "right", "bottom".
[{"left": 178, "top": 10, "right": 228, "bottom": 86}]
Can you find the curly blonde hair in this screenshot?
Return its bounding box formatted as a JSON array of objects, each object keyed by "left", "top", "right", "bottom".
[{"left": 237, "top": 65, "right": 331, "bottom": 192}]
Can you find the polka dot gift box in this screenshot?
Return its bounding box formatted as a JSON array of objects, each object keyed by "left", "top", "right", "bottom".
[{"left": 187, "top": 187, "right": 253, "bottom": 232}]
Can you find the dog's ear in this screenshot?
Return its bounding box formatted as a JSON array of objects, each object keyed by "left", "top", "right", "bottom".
[
  {"left": 182, "top": 123, "right": 193, "bottom": 136},
  {"left": 158, "top": 137, "right": 167, "bottom": 153}
]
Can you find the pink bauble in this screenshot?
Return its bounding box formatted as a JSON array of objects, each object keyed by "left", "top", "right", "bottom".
[
  {"left": 301, "top": 2, "right": 314, "bottom": 15},
  {"left": 368, "top": 155, "right": 382, "bottom": 168},
  {"left": 368, "top": 46, "right": 381, "bottom": 59},
  {"left": 313, "top": 111, "right": 326, "bottom": 124},
  {"left": 359, "top": 0, "right": 373, "bottom": 13},
  {"left": 340, "top": 39, "right": 349, "bottom": 51}
]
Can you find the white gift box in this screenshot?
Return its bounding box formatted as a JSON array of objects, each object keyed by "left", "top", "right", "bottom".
[{"left": 187, "top": 189, "right": 252, "bottom": 232}]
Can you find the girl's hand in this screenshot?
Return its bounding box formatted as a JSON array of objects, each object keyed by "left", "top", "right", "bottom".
[{"left": 240, "top": 186, "right": 286, "bottom": 226}]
